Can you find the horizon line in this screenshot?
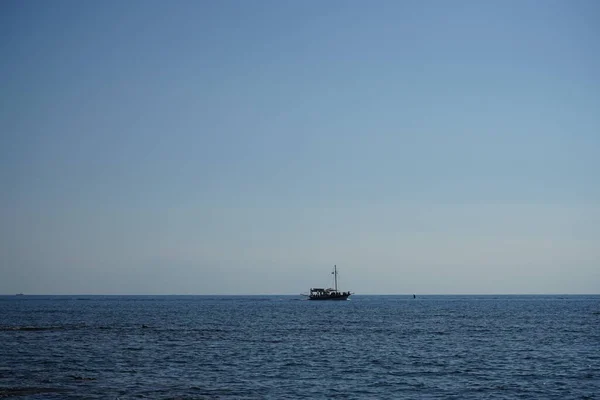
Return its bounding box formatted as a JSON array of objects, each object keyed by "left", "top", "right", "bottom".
[{"left": 3, "top": 293, "right": 599, "bottom": 296}]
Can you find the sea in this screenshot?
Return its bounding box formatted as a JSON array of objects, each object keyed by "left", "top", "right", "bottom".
[{"left": 0, "top": 295, "right": 598, "bottom": 399}]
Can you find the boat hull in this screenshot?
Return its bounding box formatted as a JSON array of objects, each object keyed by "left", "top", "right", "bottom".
[{"left": 308, "top": 295, "right": 350, "bottom": 301}]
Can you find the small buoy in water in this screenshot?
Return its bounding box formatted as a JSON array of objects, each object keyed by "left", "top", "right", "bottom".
[{"left": 413, "top": 294, "right": 416, "bottom": 299}]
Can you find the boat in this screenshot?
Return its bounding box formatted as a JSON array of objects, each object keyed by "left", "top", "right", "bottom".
[{"left": 307, "top": 265, "right": 352, "bottom": 300}]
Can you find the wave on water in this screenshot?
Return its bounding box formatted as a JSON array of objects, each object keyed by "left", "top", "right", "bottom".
[
  {"left": 0, "top": 387, "right": 67, "bottom": 397},
  {"left": 0, "top": 326, "right": 68, "bottom": 332}
]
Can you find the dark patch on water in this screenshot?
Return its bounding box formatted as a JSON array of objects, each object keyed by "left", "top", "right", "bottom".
[
  {"left": 0, "top": 324, "right": 90, "bottom": 332},
  {"left": 0, "top": 326, "right": 66, "bottom": 332},
  {"left": 0, "top": 387, "right": 67, "bottom": 398},
  {"left": 68, "top": 375, "right": 96, "bottom": 381}
]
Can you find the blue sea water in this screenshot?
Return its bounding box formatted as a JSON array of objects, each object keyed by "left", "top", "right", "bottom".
[{"left": 0, "top": 295, "right": 599, "bottom": 399}]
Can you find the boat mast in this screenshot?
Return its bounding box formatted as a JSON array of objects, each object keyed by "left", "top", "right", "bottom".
[{"left": 334, "top": 265, "right": 338, "bottom": 292}]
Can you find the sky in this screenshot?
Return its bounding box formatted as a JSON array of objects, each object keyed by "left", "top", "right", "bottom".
[{"left": 1, "top": 0, "right": 599, "bottom": 295}]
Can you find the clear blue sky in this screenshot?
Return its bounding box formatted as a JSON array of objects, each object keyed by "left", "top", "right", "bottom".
[{"left": 1, "top": 0, "right": 599, "bottom": 294}]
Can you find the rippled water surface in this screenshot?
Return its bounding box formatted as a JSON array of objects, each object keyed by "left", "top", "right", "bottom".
[{"left": 1, "top": 295, "right": 599, "bottom": 399}]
